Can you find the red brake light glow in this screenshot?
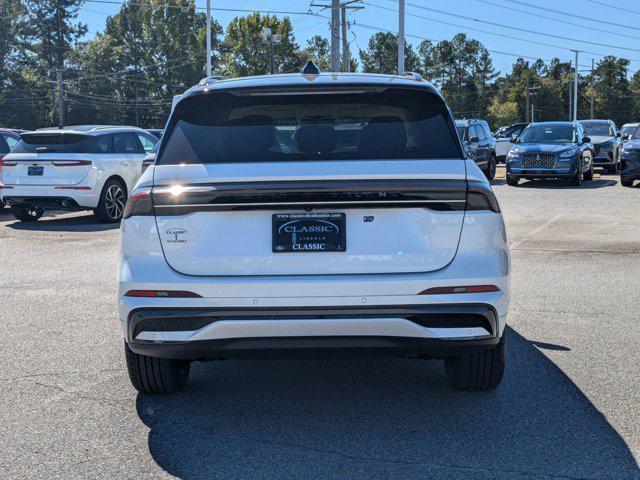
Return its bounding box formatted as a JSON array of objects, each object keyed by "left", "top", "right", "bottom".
[{"left": 52, "top": 160, "right": 92, "bottom": 166}]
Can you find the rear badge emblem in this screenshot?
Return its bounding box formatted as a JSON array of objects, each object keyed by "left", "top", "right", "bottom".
[
  {"left": 363, "top": 216, "right": 374, "bottom": 222},
  {"left": 166, "top": 228, "right": 187, "bottom": 243}
]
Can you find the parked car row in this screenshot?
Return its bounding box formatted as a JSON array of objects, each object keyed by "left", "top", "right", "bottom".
[{"left": 458, "top": 117, "right": 639, "bottom": 187}]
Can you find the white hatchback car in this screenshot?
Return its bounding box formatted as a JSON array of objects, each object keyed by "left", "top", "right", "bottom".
[
  {"left": 119, "top": 71, "right": 510, "bottom": 394},
  {"left": 0, "top": 126, "right": 157, "bottom": 222}
]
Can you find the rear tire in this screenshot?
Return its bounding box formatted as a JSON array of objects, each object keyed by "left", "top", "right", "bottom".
[
  {"left": 506, "top": 174, "right": 519, "bottom": 186},
  {"left": 125, "top": 342, "right": 191, "bottom": 394},
  {"left": 444, "top": 333, "right": 506, "bottom": 391},
  {"left": 94, "top": 178, "right": 126, "bottom": 223},
  {"left": 11, "top": 205, "right": 44, "bottom": 222},
  {"left": 484, "top": 154, "right": 497, "bottom": 180}
]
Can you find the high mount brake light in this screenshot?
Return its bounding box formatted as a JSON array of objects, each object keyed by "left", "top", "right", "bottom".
[
  {"left": 124, "top": 290, "right": 202, "bottom": 298},
  {"left": 122, "top": 187, "right": 153, "bottom": 219},
  {"left": 419, "top": 285, "right": 500, "bottom": 295}
]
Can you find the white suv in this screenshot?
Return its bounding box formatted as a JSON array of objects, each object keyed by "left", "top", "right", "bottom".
[
  {"left": 119, "top": 71, "right": 510, "bottom": 394},
  {"left": 0, "top": 126, "right": 158, "bottom": 222}
]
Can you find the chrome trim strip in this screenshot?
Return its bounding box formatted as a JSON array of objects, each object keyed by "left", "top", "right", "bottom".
[{"left": 154, "top": 199, "right": 467, "bottom": 209}]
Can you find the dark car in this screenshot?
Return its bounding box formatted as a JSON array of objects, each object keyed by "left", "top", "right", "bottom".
[
  {"left": 621, "top": 126, "right": 640, "bottom": 187},
  {"left": 578, "top": 119, "right": 622, "bottom": 173},
  {"left": 505, "top": 121, "right": 594, "bottom": 186},
  {"left": 455, "top": 119, "right": 497, "bottom": 179},
  {"left": 620, "top": 123, "right": 638, "bottom": 143}
]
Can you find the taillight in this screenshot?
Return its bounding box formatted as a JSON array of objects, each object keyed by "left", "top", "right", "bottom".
[
  {"left": 122, "top": 187, "right": 153, "bottom": 219},
  {"left": 54, "top": 186, "right": 92, "bottom": 190},
  {"left": 124, "top": 290, "right": 202, "bottom": 298},
  {"left": 419, "top": 285, "right": 500, "bottom": 295},
  {"left": 52, "top": 160, "right": 92, "bottom": 166}
]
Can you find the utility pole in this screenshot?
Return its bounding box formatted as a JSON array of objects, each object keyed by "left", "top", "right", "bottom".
[
  {"left": 398, "top": 0, "right": 405, "bottom": 74},
  {"left": 57, "top": 69, "right": 65, "bottom": 129},
  {"left": 341, "top": 4, "right": 349, "bottom": 72},
  {"left": 590, "top": 58, "right": 594, "bottom": 119},
  {"left": 331, "top": 0, "right": 340, "bottom": 72},
  {"left": 206, "top": 0, "right": 212, "bottom": 76},
  {"left": 568, "top": 60, "right": 572, "bottom": 121},
  {"left": 261, "top": 28, "right": 281, "bottom": 74},
  {"left": 574, "top": 50, "right": 580, "bottom": 122},
  {"left": 525, "top": 62, "right": 530, "bottom": 123}
]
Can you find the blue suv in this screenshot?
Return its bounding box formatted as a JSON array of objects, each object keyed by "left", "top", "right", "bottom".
[
  {"left": 456, "top": 119, "right": 497, "bottom": 180},
  {"left": 505, "top": 121, "right": 594, "bottom": 186}
]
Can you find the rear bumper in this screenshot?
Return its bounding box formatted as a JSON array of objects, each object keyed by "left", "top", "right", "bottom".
[
  {"left": 0, "top": 187, "right": 99, "bottom": 209},
  {"left": 126, "top": 304, "right": 502, "bottom": 360}
]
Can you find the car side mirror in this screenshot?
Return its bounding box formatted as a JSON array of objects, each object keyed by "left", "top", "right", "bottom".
[
  {"left": 468, "top": 136, "right": 480, "bottom": 143},
  {"left": 510, "top": 136, "right": 518, "bottom": 143},
  {"left": 622, "top": 134, "right": 629, "bottom": 141},
  {"left": 582, "top": 136, "right": 591, "bottom": 144},
  {"left": 616, "top": 132, "right": 621, "bottom": 137}
]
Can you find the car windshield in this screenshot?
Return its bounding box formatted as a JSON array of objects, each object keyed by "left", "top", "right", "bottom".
[
  {"left": 518, "top": 125, "right": 576, "bottom": 144},
  {"left": 159, "top": 88, "right": 462, "bottom": 164},
  {"left": 634, "top": 128, "right": 640, "bottom": 140},
  {"left": 581, "top": 122, "right": 612, "bottom": 136},
  {"left": 621, "top": 125, "right": 638, "bottom": 138},
  {"left": 494, "top": 125, "right": 519, "bottom": 138}
]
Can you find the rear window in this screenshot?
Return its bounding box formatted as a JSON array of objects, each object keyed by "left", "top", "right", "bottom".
[
  {"left": 12, "top": 133, "right": 89, "bottom": 154},
  {"left": 158, "top": 88, "right": 462, "bottom": 165},
  {"left": 580, "top": 122, "right": 613, "bottom": 136}
]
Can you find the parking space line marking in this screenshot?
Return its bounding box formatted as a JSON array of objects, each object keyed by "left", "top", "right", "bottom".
[{"left": 509, "top": 213, "right": 562, "bottom": 250}]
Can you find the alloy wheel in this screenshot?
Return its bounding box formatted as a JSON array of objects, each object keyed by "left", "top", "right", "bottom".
[{"left": 105, "top": 183, "right": 125, "bottom": 220}]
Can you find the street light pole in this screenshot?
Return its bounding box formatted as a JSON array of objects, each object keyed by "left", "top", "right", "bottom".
[
  {"left": 572, "top": 50, "right": 579, "bottom": 122},
  {"left": 398, "top": 0, "right": 405, "bottom": 74},
  {"left": 206, "top": 0, "right": 212, "bottom": 76}
]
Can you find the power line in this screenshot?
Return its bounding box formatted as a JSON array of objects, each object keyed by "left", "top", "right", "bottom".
[
  {"left": 475, "top": 0, "right": 640, "bottom": 42},
  {"left": 507, "top": 0, "right": 640, "bottom": 32},
  {"left": 388, "top": 0, "right": 640, "bottom": 56},
  {"left": 583, "top": 0, "right": 640, "bottom": 16}
]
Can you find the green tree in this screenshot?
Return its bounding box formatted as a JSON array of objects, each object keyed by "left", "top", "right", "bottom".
[
  {"left": 223, "top": 13, "right": 303, "bottom": 77},
  {"left": 359, "top": 32, "right": 419, "bottom": 74},
  {"left": 591, "top": 56, "right": 632, "bottom": 124},
  {"left": 303, "top": 34, "right": 358, "bottom": 72}
]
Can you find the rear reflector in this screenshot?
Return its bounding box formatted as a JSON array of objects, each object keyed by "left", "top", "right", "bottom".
[
  {"left": 419, "top": 285, "right": 500, "bottom": 295},
  {"left": 0, "top": 185, "right": 14, "bottom": 189},
  {"left": 124, "top": 290, "right": 202, "bottom": 298},
  {"left": 54, "top": 186, "right": 92, "bottom": 190}
]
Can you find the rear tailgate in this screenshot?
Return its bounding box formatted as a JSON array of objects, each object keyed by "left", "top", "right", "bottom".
[
  {"left": 1, "top": 132, "right": 92, "bottom": 186},
  {"left": 153, "top": 160, "right": 467, "bottom": 276}
]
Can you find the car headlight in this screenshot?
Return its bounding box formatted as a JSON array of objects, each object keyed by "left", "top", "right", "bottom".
[
  {"left": 558, "top": 149, "right": 578, "bottom": 158},
  {"left": 506, "top": 151, "right": 519, "bottom": 161}
]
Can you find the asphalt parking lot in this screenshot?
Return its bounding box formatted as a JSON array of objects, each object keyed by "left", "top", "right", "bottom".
[{"left": 1, "top": 168, "right": 639, "bottom": 480}]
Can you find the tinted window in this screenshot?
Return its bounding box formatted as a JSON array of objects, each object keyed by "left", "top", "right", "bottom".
[
  {"left": 519, "top": 125, "right": 576, "bottom": 144},
  {"left": 469, "top": 125, "right": 481, "bottom": 141},
  {"left": 620, "top": 125, "right": 638, "bottom": 137},
  {"left": 456, "top": 126, "right": 467, "bottom": 140},
  {"left": 136, "top": 133, "right": 156, "bottom": 153},
  {"left": 481, "top": 124, "right": 491, "bottom": 138},
  {"left": 0, "top": 137, "right": 9, "bottom": 154},
  {"left": 11, "top": 133, "right": 89, "bottom": 153},
  {"left": 159, "top": 89, "right": 461, "bottom": 165},
  {"left": 87, "top": 135, "right": 112, "bottom": 153},
  {"left": 113, "top": 133, "right": 139, "bottom": 154},
  {"left": 581, "top": 122, "right": 613, "bottom": 136}
]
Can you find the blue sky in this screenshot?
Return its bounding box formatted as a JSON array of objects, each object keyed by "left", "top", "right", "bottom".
[{"left": 78, "top": 0, "right": 640, "bottom": 76}]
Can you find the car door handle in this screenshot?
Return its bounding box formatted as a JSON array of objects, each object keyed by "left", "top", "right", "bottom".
[{"left": 121, "top": 162, "right": 129, "bottom": 166}]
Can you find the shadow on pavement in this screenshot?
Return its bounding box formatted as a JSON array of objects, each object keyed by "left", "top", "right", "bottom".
[
  {"left": 515, "top": 179, "right": 617, "bottom": 189},
  {"left": 136, "top": 329, "right": 639, "bottom": 479},
  {"left": 4, "top": 211, "right": 119, "bottom": 232}
]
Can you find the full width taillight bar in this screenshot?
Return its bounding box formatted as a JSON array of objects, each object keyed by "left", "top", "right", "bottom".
[
  {"left": 52, "top": 160, "right": 92, "bottom": 166},
  {"left": 122, "top": 179, "right": 500, "bottom": 219}
]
